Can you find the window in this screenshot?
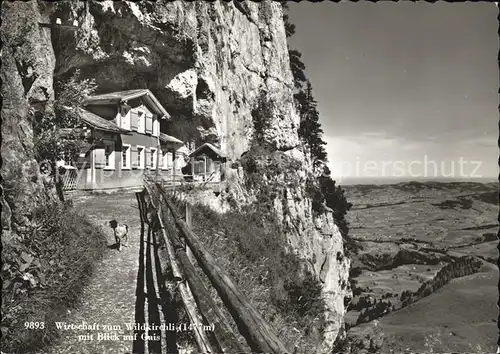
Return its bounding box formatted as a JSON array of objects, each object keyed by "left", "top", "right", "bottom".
[
  {"left": 121, "top": 144, "right": 131, "bottom": 169},
  {"left": 137, "top": 110, "right": 145, "bottom": 134},
  {"left": 150, "top": 148, "right": 157, "bottom": 169},
  {"left": 104, "top": 141, "right": 115, "bottom": 170},
  {"left": 137, "top": 146, "right": 145, "bottom": 169},
  {"left": 152, "top": 117, "right": 159, "bottom": 137},
  {"left": 121, "top": 110, "right": 131, "bottom": 130}
]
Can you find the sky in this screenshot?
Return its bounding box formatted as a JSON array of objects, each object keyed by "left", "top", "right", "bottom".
[{"left": 288, "top": 2, "right": 498, "bottom": 183}]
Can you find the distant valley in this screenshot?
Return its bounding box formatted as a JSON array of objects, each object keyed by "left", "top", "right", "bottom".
[{"left": 341, "top": 181, "right": 498, "bottom": 353}]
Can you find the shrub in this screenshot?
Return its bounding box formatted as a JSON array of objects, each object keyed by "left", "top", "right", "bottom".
[
  {"left": 1, "top": 201, "right": 107, "bottom": 353},
  {"left": 33, "top": 69, "right": 96, "bottom": 166},
  {"left": 282, "top": 269, "right": 324, "bottom": 319},
  {"left": 240, "top": 143, "right": 303, "bottom": 218},
  {"left": 305, "top": 176, "right": 326, "bottom": 216},
  {"left": 317, "top": 174, "right": 352, "bottom": 234},
  {"left": 250, "top": 91, "right": 274, "bottom": 145}
]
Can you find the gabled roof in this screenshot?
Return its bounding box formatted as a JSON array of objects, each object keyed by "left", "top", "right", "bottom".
[
  {"left": 189, "top": 143, "right": 226, "bottom": 160},
  {"left": 84, "top": 89, "right": 170, "bottom": 119},
  {"left": 159, "top": 133, "right": 184, "bottom": 145},
  {"left": 85, "top": 89, "right": 148, "bottom": 102},
  {"left": 78, "top": 108, "right": 130, "bottom": 134}
]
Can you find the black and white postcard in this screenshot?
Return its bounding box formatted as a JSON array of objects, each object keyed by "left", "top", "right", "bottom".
[{"left": 1, "top": 1, "right": 498, "bottom": 353}]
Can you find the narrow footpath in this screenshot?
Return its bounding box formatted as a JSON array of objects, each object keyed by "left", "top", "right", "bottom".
[{"left": 49, "top": 192, "right": 171, "bottom": 354}]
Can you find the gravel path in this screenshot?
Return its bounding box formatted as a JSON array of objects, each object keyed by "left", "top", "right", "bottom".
[{"left": 49, "top": 192, "right": 146, "bottom": 354}]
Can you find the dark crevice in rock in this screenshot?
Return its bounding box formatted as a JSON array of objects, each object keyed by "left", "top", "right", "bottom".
[
  {"left": 276, "top": 144, "right": 301, "bottom": 153},
  {"left": 233, "top": 1, "right": 255, "bottom": 26},
  {"left": 240, "top": 61, "right": 265, "bottom": 79},
  {"left": 319, "top": 252, "right": 329, "bottom": 284},
  {"left": 195, "top": 77, "right": 214, "bottom": 101},
  {"left": 13, "top": 55, "right": 37, "bottom": 96},
  {"left": 197, "top": 115, "right": 216, "bottom": 131},
  {"left": 162, "top": 105, "right": 199, "bottom": 143},
  {"left": 265, "top": 75, "right": 294, "bottom": 90}
]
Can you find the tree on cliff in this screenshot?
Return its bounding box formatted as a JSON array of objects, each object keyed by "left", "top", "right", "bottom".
[
  {"left": 288, "top": 52, "right": 327, "bottom": 167},
  {"left": 33, "top": 70, "right": 96, "bottom": 200},
  {"left": 296, "top": 81, "right": 328, "bottom": 168},
  {"left": 281, "top": 3, "right": 296, "bottom": 38},
  {"left": 282, "top": 4, "right": 356, "bottom": 253},
  {"left": 282, "top": 4, "right": 307, "bottom": 89},
  {"left": 289, "top": 49, "right": 308, "bottom": 90},
  {"left": 281, "top": 5, "right": 327, "bottom": 167},
  {"left": 318, "top": 167, "right": 353, "bottom": 236}
]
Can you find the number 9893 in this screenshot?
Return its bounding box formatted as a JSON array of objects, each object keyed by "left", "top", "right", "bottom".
[{"left": 24, "top": 322, "right": 45, "bottom": 329}]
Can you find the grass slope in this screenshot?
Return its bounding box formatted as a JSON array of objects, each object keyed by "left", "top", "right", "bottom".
[
  {"left": 380, "top": 264, "right": 497, "bottom": 353},
  {"left": 2, "top": 199, "right": 108, "bottom": 353}
]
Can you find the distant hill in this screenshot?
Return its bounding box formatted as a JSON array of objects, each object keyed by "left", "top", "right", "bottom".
[{"left": 338, "top": 177, "right": 497, "bottom": 187}]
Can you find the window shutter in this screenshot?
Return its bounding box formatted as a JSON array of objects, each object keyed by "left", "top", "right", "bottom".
[
  {"left": 158, "top": 149, "right": 163, "bottom": 168},
  {"left": 151, "top": 149, "right": 157, "bottom": 169},
  {"left": 173, "top": 152, "right": 179, "bottom": 170},
  {"left": 152, "top": 117, "right": 159, "bottom": 136},
  {"left": 167, "top": 152, "right": 173, "bottom": 169},
  {"left": 130, "top": 111, "right": 138, "bottom": 131},
  {"left": 94, "top": 148, "right": 105, "bottom": 169},
  {"left": 131, "top": 146, "right": 138, "bottom": 168},
  {"left": 145, "top": 148, "right": 151, "bottom": 168},
  {"left": 145, "top": 114, "right": 153, "bottom": 134}
]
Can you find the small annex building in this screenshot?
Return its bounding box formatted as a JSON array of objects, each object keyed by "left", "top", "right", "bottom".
[{"left": 187, "top": 143, "right": 227, "bottom": 182}]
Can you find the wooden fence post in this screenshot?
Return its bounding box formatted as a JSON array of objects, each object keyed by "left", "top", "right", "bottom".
[
  {"left": 172, "top": 156, "right": 176, "bottom": 192},
  {"left": 142, "top": 184, "right": 214, "bottom": 353},
  {"left": 185, "top": 202, "right": 196, "bottom": 265},
  {"left": 185, "top": 202, "right": 192, "bottom": 227},
  {"left": 162, "top": 204, "right": 246, "bottom": 353}
]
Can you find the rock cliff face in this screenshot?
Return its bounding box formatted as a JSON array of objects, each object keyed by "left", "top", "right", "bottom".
[
  {"left": 2, "top": 1, "right": 350, "bottom": 352},
  {"left": 284, "top": 190, "right": 351, "bottom": 353},
  {"left": 1, "top": 1, "right": 56, "bottom": 234},
  {"left": 52, "top": 1, "right": 299, "bottom": 158}
]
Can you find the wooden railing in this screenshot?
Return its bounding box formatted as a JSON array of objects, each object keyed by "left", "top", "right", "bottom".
[
  {"left": 144, "top": 172, "right": 225, "bottom": 195},
  {"left": 140, "top": 180, "right": 290, "bottom": 353}
]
